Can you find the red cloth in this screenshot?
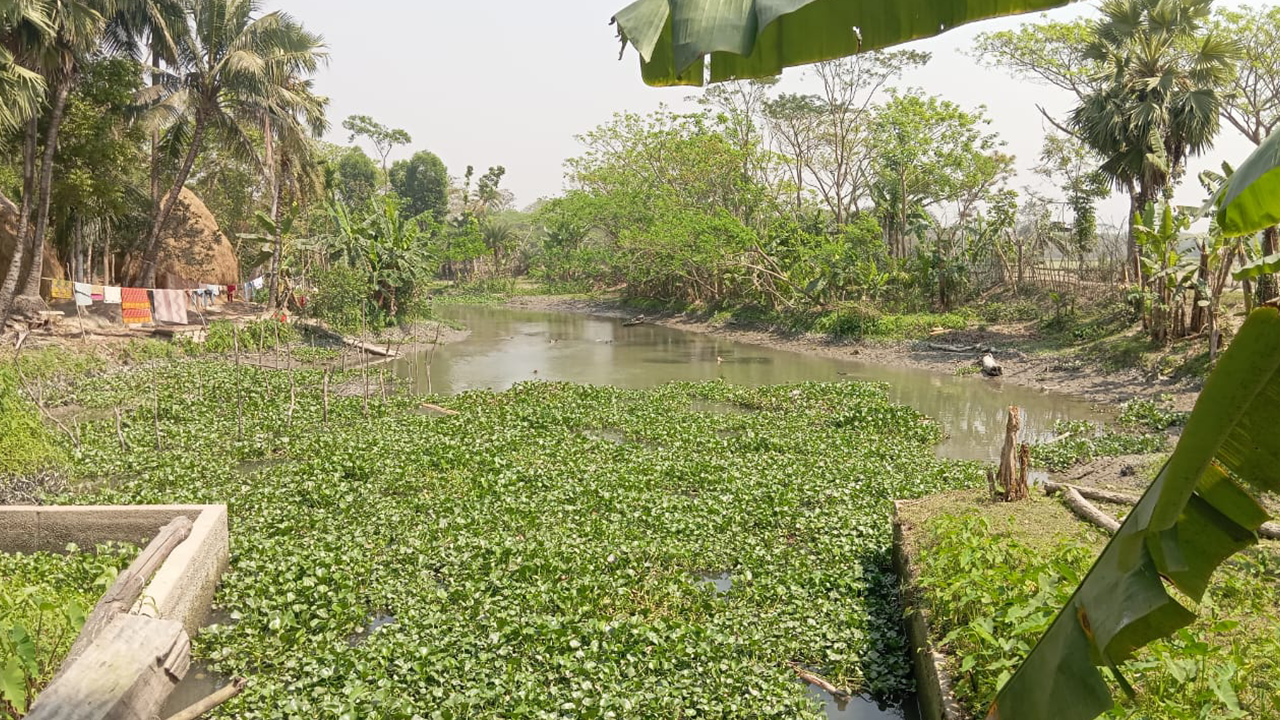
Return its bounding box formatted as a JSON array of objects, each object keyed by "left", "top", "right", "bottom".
[{"left": 121, "top": 288, "right": 152, "bottom": 325}]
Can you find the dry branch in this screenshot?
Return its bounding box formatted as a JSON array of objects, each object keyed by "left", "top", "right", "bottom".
[
  {"left": 163, "top": 677, "right": 248, "bottom": 720},
  {"left": 787, "top": 662, "right": 850, "bottom": 702}
]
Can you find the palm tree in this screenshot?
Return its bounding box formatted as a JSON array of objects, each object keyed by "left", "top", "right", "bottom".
[
  {"left": 0, "top": 0, "right": 50, "bottom": 135},
  {"left": 134, "top": 0, "right": 325, "bottom": 288},
  {"left": 1069, "top": 0, "right": 1235, "bottom": 281},
  {"left": 1, "top": 0, "right": 108, "bottom": 320}
]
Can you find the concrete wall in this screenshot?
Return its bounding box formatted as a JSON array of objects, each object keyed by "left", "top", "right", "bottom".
[
  {"left": 0, "top": 504, "right": 229, "bottom": 636},
  {"left": 892, "top": 501, "right": 965, "bottom": 720}
]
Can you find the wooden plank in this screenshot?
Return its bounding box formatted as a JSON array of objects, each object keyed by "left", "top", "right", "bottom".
[{"left": 26, "top": 614, "right": 191, "bottom": 720}]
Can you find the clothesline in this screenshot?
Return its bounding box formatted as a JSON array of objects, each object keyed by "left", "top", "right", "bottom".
[{"left": 46, "top": 276, "right": 266, "bottom": 326}]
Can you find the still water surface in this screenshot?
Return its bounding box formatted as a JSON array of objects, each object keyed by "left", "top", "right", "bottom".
[{"left": 396, "top": 305, "right": 1105, "bottom": 464}]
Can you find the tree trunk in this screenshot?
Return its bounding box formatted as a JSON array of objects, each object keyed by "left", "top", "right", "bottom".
[
  {"left": 138, "top": 114, "right": 206, "bottom": 287},
  {"left": 19, "top": 80, "right": 73, "bottom": 302},
  {"left": 264, "top": 116, "right": 282, "bottom": 307},
  {"left": 0, "top": 118, "right": 39, "bottom": 322},
  {"left": 997, "top": 407, "right": 1026, "bottom": 502},
  {"left": 1258, "top": 226, "right": 1279, "bottom": 305}
]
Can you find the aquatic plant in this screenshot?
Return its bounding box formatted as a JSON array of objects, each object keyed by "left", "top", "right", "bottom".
[{"left": 54, "top": 366, "right": 981, "bottom": 718}]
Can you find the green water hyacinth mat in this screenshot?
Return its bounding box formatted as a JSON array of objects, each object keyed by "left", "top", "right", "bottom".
[{"left": 55, "top": 372, "right": 982, "bottom": 718}]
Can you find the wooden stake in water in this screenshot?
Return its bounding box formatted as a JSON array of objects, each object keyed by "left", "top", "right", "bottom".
[
  {"left": 114, "top": 407, "right": 126, "bottom": 451},
  {"left": 152, "top": 362, "right": 161, "bottom": 451},
  {"left": 322, "top": 367, "right": 330, "bottom": 424},
  {"left": 361, "top": 304, "right": 370, "bottom": 418},
  {"left": 233, "top": 325, "right": 244, "bottom": 440}
]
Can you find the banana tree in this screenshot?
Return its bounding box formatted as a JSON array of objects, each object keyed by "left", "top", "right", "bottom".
[
  {"left": 611, "top": 0, "right": 1074, "bottom": 86},
  {"left": 987, "top": 306, "right": 1280, "bottom": 720}
]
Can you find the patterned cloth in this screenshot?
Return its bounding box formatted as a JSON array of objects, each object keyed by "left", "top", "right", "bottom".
[
  {"left": 50, "top": 279, "right": 73, "bottom": 300},
  {"left": 121, "top": 288, "right": 152, "bottom": 325},
  {"left": 90, "top": 285, "right": 104, "bottom": 301},
  {"left": 152, "top": 289, "right": 188, "bottom": 325},
  {"left": 103, "top": 286, "right": 122, "bottom": 304},
  {"left": 72, "top": 282, "right": 93, "bottom": 306}
]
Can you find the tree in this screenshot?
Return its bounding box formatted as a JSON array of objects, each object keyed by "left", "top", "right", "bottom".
[
  {"left": 868, "top": 91, "right": 1011, "bottom": 258},
  {"left": 389, "top": 150, "right": 448, "bottom": 221},
  {"left": 0, "top": 0, "right": 49, "bottom": 135},
  {"left": 135, "top": 0, "right": 326, "bottom": 287},
  {"left": 971, "top": 20, "right": 1101, "bottom": 133},
  {"left": 1210, "top": 4, "right": 1280, "bottom": 300},
  {"left": 1034, "top": 133, "right": 1111, "bottom": 255},
  {"left": 1069, "top": 0, "right": 1235, "bottom": 281},
  {"left": 1, "top": 0, "right": 114, "bottom": 319},
  {"left": 342, "top": 114, "right": 410, "bottom": 184},
  {"left": 333, "top": 147, "right": 378, "bottom": 208}
]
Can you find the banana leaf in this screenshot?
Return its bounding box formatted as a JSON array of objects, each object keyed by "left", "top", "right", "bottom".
[
  {"left": 612, "top": 0, "right": 1075, "bottom": 87},
  {"left": 988, "top": 307, "right": 1280, "bottom": 720},
  {"left": 1216, "top": 128, "right": 1280, "bottom": 237}
]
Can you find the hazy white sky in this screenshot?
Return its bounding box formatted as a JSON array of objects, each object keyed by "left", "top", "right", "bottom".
[{"left": 277, "top": 0, "right": 1259, "bottom": 229}]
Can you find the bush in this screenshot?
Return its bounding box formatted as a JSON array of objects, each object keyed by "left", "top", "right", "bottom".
[{"left": 308, "top": 266, "right": 369, "bottom": 334}]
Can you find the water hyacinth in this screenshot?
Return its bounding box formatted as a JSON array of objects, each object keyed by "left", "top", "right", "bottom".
[{"left": 55, "top": 362, "right": 982, "bottom": 718}]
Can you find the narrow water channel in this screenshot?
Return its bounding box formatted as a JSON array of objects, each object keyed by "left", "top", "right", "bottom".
[{"left": 395, "top": 305, "right": 1105, "bottom": 464}]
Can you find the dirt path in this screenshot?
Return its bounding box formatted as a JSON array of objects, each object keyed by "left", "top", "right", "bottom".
[{"left": 507, "top": 295, "right": 1203, "bottom": 410}]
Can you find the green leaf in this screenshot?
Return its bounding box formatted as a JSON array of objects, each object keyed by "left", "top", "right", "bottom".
[
  {"left": 1216, "top": 128, "right": 1280, "bottom": 237},
  {"left": 0, "top": 657, "right": 28, "bottom": 714},
  {"left": 1232, "top": 253, "right": 1280, "bottom": 281},
  {"left": 988, "top": 308, "right": 1280, "bottom": 720},
  {"left": 613, "top": 0, "right": 1074, "bottom": 86}
]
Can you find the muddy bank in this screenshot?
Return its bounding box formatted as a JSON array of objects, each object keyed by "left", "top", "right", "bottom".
[{"left": 506, "top": 295, "right": 1202, "bottom": 410}]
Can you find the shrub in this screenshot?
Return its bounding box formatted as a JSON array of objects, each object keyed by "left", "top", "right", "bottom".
[
  {"left": 308, "top": 266, "right": 369, "bottom": 334},
  {"left": 0, "top": 366, "right": 63, "bottom": 475}
]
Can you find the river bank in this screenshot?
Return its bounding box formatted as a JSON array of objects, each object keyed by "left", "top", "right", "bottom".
[{"left": 505, "top": 295, "right": 1203, "bottom": 410}]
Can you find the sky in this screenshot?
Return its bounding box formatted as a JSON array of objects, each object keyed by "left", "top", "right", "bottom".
[{"left": 274, "top": 0, "right": 1260, "bottom": 230}]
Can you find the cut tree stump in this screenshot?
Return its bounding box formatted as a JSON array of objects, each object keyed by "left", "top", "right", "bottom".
[{"left": 997, "top": 407, "right": 1028, "bottom": 501}]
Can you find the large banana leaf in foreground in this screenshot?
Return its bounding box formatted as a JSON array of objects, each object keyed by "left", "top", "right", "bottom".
[
  {"left": 1216, "top": 128, "right": 1280, "bottom": 237},
  {"left": 612, "top": 0, "right": 1075, "bottom": 86},
  {"left": 989, "top": 308, "right": 1280, "bottom": 720}
]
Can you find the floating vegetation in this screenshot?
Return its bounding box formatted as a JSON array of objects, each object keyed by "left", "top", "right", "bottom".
[{"left": 57, "top": 361, "right": 982, "bottom": 718}]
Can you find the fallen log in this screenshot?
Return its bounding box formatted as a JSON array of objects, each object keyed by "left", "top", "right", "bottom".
[
  {"left": 297, "top": 321, "right": 401, "bottom": 358},
  {"left": 1059, "top": 485, "right": 1122, "bottom": 533},
  {"left": 1045, "top": 481, "right": 1280, "bottom": 540},
  {"left": 622, "top": 315, "right": 646, "bottom": 327},
  {"left": 420, "top": 403, "right": 459, "bottom": 416},
  {"left": 926, "top": 342, "right": 996, "bottom": 354},
  {"left": 57, "top": 516, "right": 193, "bottom": 678},
  {"left": 788, "top": 662, "right": 850, "bottom": 702}
]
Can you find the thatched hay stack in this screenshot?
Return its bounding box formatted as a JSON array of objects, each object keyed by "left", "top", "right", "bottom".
[
  {"left": 0, "top": 198, "right": 65, "bottom": 293},
  {"left": 123, "top": 188, "right": 240, "bottom": 289}
]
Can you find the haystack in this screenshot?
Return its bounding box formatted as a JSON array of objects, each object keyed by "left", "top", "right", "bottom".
[
  {"left": 123, "top": 188, "right": 240, "bottom": 289},
  {"left": 0, "top": 198, "right": 65, "bottom": 292}
]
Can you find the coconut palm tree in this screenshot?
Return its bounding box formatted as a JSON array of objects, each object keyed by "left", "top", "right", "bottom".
[
  {"left": 134, "top": 0, "right": 326, "bottom": 288},
  {"left": 1, "top": 0, "right": 108, "bottom": 320},
  {"left": 1069, "top": 0, "right": 1236, "bottom": 280},
  {"left": 0, "top": 0, "right": 50, "bottom": 135}
]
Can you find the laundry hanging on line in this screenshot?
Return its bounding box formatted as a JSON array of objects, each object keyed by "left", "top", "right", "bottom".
[{"left": 121, "top": 288, "right": 151, "bottom": 325}]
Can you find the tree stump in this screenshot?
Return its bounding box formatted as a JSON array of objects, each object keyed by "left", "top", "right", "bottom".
[{"left": 997, "top": 407, "right": 1028, "bottom": 502}]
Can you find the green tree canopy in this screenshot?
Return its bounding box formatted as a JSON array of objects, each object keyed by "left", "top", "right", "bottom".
[
  {"left": 389, "top": 150, "right": 449, "bottom": 221},
  {"left": 334, "top": 146, "right": 378, "bottom": 208}
]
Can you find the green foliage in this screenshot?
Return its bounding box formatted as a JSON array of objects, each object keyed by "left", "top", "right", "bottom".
[
  {"left": 1030, "top": 419, "right": 1170, "bottom": 471},
  {"left": 612, "top": 0, "right": 1072, "bottom": 86},
  {"left": 389, "top": 151, "right": 448, "bottom": 222},
  {"left": 1117, "top": 398, "right": 1189, "bottom": 433},
  {"left": 333, "top": 147, "right": 379, "bottom": 208},
  {"left": 308, "top": 266, "right": 371, "bottom": 335},
  {"left": 915, "top": 512, "right": 1280, "bottom": 720},
  {"left": 55, "top": 365, "right": 983, "bottom": 717},
  {"left": 993, "top": 308, "right": 1280, "bottom": 720},
  {"left": 0, "top": 544, "right": 136, "bottom": 717},
  {"left": 0, "top": 366, "right": 62, "bottom": 476}
]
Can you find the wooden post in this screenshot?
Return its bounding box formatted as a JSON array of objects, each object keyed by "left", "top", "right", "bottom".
[
  {"left": 379, "top": 369, "right": 386, "bottom": 402},
  {"left": 361, "top": 304, "right": 369, "bottom": 418},
  {"left": 322, "top": 367, "right": 330, "bottom": 424},
  {"left": 152, "top": 363, "right": 161, "bottom": 451},
  {"left": 114, "top": 407, "right": 126, "bottom": 451},
  {"left": 233, "top": 326, "right": 244, "bottom": 440}
]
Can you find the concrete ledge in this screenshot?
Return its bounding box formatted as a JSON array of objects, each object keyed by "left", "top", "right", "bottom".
[
  {"left": 893, "top": 501, "right": 965, "bottom": 720},
  {"left": 0, "top": 504, "right": 229, "bottom": 636}
]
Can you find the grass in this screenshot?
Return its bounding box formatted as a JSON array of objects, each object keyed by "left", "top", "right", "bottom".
[
  {"left": 901, "top": 493, "right": 1280, "bottom": 720},
  {"left": 39, "top": 360, "right": 984, "bottom": 718}
]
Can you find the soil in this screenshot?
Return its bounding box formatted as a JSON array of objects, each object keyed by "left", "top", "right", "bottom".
[{"left": 507, "top": 295, "right": 1204, "bottom": 410}]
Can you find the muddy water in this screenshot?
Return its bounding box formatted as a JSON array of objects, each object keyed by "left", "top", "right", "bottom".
[{"left": 395, "top": 305, "right": 1105, "bottom": 464}]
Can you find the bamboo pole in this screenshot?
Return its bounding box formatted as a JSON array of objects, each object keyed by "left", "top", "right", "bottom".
[{"left": 233, "top": 325, "right": 244, "bottom": 440}]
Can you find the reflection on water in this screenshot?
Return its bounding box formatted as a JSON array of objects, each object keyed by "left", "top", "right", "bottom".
[
  {"left": 697, "top": 571, "right": 733, "bottom": 594},
  {"left": 393, "top": 306, "right": 1104, "bottom": 463},
  {"left": 804, "top": 685, "right": 923, "bottom": 720}
]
